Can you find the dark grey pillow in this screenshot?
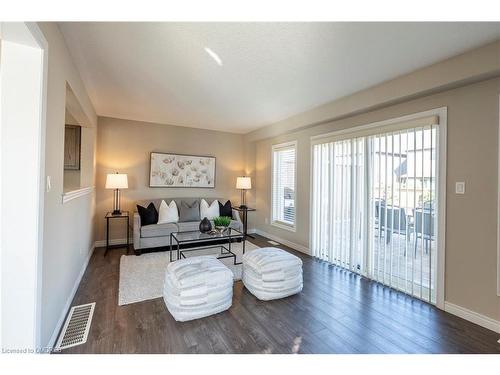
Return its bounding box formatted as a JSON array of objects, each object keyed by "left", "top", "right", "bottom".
[
  {"left": 219, "top": 200, "right": 232, "bottom": 217},
  {"left": 137, "top": 202, "right": 158, "bottom": 226},
  {"left": 179, "top": 200, "right": 200, "bottom": 222}
]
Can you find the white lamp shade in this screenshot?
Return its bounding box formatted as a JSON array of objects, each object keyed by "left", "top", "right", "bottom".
[
  {"left": 236, "top": 176, "right": 251, "bottom": 190},
  {"left": 105, "top": 173, "right": 128, "bottom": 189}
]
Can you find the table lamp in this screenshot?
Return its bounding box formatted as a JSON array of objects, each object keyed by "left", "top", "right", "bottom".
[
  {"left": 105, "top": 172, "right": 128, "bottom": 215},
  {"left": 236, "top": 176, "right": 251, "bottom": 208}
]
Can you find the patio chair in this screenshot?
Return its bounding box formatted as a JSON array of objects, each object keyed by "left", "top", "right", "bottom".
[
  {"left": 413, "top": 209, "right": 434, "bottom": 257},
  {"left": 377, "top": 204, "right": 410, "bottom": 244}
]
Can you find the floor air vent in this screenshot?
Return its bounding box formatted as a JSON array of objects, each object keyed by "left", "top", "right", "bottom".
[
  {"left": 267, "top": 240, "right": 280, "bottom": 246},
  {"left": 55, "top": 302, "right": 95, "bottom": 351}
]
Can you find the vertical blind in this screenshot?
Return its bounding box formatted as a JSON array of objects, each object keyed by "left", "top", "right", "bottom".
[
  {"left": 311, "top": 138, "right": 366, "bottom": 272},
  {"left": 312, "top": 120, "right": 439, "bottom": 304},
  {"left": 272, "top": 142, "right": 296, "bottom": 228}
]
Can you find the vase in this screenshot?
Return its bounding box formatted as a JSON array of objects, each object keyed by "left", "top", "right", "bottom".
[
  {"left": 199, "top": 217, "right": 212, "bottom": 233},
  {"left": 215, "top": 226, "right": 227, "bottom": 234}
]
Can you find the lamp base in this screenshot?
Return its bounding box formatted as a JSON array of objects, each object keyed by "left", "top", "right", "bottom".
[
  {"left": 240, "top": 189, "right": 247, "bottom": 210},
  {"left": 112, "top": 189, "right": 122, "bottom": 215}
]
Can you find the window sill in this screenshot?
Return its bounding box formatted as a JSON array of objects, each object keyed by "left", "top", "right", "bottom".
[
  {"left": 62, "top": 186, "right": 94, "bottom": 204},
  {"left": 271, "top": 220, "right": 296, "bottom": 232}
]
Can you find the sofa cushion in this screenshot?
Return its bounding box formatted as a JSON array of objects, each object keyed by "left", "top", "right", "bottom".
[
  {"left": 137, "top": 202, "right": 158, "bottom": 226},
  {"left": 177, "top": 221, "right": 201, "bottom": 232},
  {"left": 141, "top": 223, "right": 179, "bottom": 238},
  {"left": 179, "top": 200, "right": 200, "bottom": 222},
  {"left": 177, "top": 220, "right": 241, "bottom": 233}
]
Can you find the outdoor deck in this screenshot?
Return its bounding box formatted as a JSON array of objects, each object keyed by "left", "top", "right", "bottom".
[{"left": 372, "top": 231, "right": 435, "bottom": 303}]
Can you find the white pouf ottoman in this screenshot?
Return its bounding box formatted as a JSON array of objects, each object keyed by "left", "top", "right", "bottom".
[
  {"left": 163, "top": 255, "right": 234, "bottom": 322},
  {"left": 242, "top": 247, "right": 303, "bottom": 301}
]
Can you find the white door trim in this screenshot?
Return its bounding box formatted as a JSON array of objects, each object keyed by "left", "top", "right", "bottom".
[
  {"left": 0, "top": 22, "right": 48, "bottom": 350},
  {"left": 497, "top": 94, "right": 500, "bottom": 297},
  {"left": 26, "top": 21, "right": 48, "bottom": 351},
  {"left": 435, "top": 107, "right": 447, "bottom": 309}
]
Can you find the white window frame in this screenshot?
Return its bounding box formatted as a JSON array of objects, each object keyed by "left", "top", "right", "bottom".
[
  {"left": 271, "top": 140, "right": 298, "bottom": 232},
  {"left": 309, "top": 107, "right": 447, "bottom": 309}
]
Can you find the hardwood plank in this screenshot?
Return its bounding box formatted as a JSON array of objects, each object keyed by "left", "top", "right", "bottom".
[{"left": 58, "top": 235, "right": 500, "bottom": 354}]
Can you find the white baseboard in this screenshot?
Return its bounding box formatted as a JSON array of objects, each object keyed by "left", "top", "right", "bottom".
[
  {"left": 444, "top": 301, "right": 500, "bottom": 334},
  {"left": 250, "top": 228, "right": 310, "bottom": 255},
  {"left": 94, "top": 238, "right": 133, "bottom": 248},
  {"left": 47, "top": 243, "right": 96, "bottom": 351}
]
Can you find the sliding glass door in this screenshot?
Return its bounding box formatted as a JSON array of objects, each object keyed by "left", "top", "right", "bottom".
[{"left": 311, "top": 118, "right": 440, "bottom": 305}]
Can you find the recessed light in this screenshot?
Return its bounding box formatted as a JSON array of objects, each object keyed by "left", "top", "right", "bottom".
[{"left": 204, "top": 47, "right": 223, "bottom": 66}]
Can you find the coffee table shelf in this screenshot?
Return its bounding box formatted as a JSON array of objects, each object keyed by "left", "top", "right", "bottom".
[{"left": 169, "top": 228, "right": 246, "bottom": 265}]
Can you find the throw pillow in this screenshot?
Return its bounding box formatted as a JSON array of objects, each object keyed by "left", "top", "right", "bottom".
[
  {"left": 157, "top": 200, "right": 179, "bottom": 224},
  {"left": 218, "top": 200, "right": 232, "bottom": 218},
  {"left": 179, "top": 200, "right": 200, "bottom": 222},
  {"left": 200, "top": 199, "right": 220, "bottom": 220},
  {"left": 136, "top": 202, "right": 158, "bottom": 226}
]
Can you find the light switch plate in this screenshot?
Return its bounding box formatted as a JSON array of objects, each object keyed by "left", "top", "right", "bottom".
[{"left": 455, "top": 181, "right": 465, "bottom": 194}]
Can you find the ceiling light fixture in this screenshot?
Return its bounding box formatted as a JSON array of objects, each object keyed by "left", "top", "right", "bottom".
[{"left": 204, "top": 47, "right": 223, "bottom": 66}]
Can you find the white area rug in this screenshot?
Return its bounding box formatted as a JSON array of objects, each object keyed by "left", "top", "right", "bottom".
[{"left": 118, "top": 241, "right": 259, "bottom": 306}]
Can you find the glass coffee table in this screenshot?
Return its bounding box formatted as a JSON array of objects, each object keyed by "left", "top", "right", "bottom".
[{"left": 169, "top": 228, "right": 245, "bottom": 264}]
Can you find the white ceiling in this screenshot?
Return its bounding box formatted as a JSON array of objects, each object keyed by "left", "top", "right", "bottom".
[{"left": 59, "top": 22, "right": 500, "bottom": 134}]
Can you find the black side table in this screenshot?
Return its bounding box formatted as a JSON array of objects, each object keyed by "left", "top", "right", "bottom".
[
  {"left": 105, "top": 211, "right": 130, "bottom": 256},
  {"left": 232, "top": 206, "right": 256, "bottom": 239}
]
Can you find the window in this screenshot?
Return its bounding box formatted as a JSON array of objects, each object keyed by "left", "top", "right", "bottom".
[
  {"left": 271, "top": 141, "right": 297, "bottom": 230},
  {"left": 311, "top": 111, "right": 445, "bottom": 306}
]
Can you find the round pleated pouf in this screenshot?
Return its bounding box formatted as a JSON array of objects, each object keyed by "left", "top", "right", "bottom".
[
  {"left": 163, "top": 255, "right": 234, "bottom": 322},
  {"left": 242, "top": 247, "right": 303, "bottom": 301}
]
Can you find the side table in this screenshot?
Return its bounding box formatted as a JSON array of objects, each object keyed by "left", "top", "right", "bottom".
[
  {"left": 232, "top": 206, "right": 256, "bottom": 239},
  {"left": 105, "top": 211, "right": 130, "bottom": 256}
]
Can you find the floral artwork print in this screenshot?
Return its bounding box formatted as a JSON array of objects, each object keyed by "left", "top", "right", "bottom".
[{"left": 150, "top": 152, "right": 215, "bottom": 187}]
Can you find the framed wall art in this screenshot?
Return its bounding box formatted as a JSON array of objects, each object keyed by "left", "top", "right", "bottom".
[{"left": 149, "top": 152, "right": 216, "bottom": 188}]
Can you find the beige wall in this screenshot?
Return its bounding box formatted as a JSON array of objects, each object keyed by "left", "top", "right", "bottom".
[
  {"left": 251, "top": 77, "right": 500, "bottom": 322},
  {"left": 246, "top": 40, "right": 500, "bottom": 142},
  {"left": 95, "top": 117, "right": 246, "bottom": 241},
  {"left": 38, "top": 22, "right": 97, "bottom": 347}
]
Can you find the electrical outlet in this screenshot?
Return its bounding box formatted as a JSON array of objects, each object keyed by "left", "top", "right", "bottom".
[
  {"left": 46, "top": 176, "right": 51, "bottom": 192},
  {"left": 265, "top": 217, "right": 269, "bottom": 224}
]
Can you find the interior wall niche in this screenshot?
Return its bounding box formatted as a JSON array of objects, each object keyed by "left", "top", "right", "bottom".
[
  {"left": 64, "top": 110, "right": 82, "bottom": 189},
  {"left": 63, "top": 83, "right": 94, "bottom": 193}
]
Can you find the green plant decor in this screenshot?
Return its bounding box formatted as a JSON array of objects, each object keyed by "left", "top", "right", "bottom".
[{"left": 213, "top": 216, "right": 231, "bottom": 227}]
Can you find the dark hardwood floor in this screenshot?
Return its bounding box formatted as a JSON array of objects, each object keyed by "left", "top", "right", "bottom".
[{"left": 60, "top": 235, "right": 500, "bottom": 354}]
